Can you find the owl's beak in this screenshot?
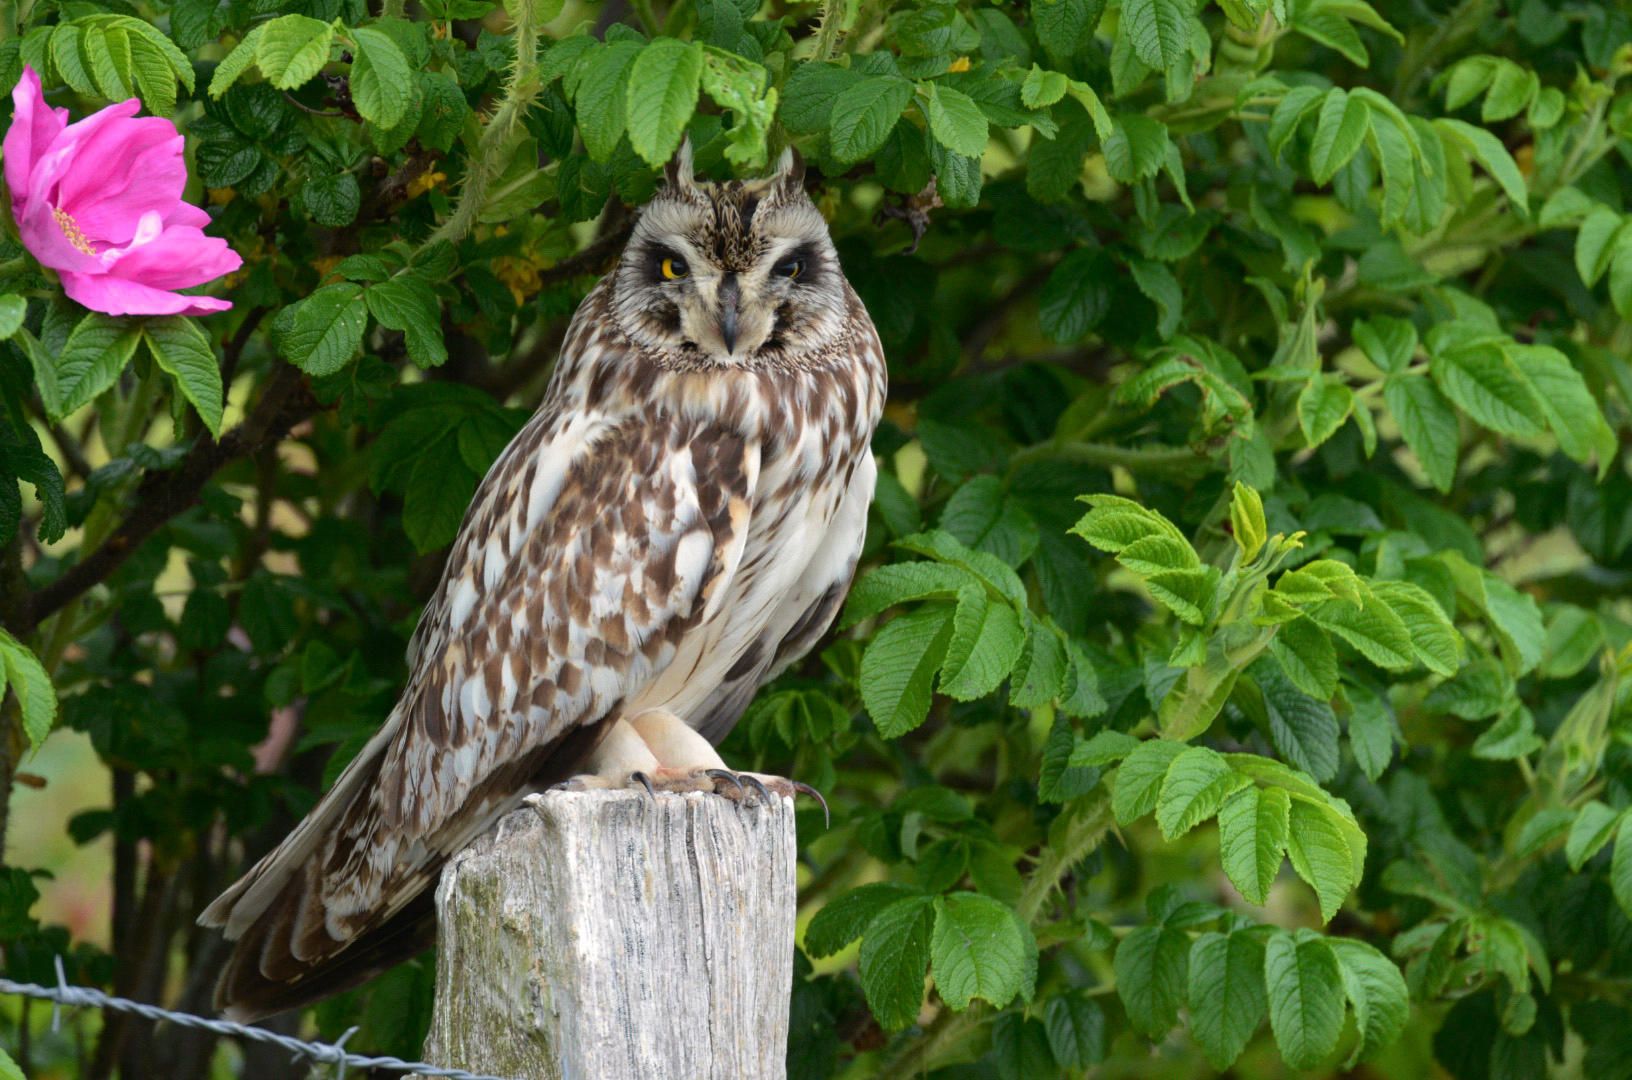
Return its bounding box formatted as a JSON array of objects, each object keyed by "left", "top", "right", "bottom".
[{"left": 717, "top": 272, "right": 740, "bottom": 355}]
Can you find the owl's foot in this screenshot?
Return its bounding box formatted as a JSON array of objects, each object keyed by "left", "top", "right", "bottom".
[{"left": 699, "top": 769, "right": 830, "bottom": 826}]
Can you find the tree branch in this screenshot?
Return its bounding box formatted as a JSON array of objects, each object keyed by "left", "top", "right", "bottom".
[{"left": 7, "top": 364, "right": 319, "bottom": 638}]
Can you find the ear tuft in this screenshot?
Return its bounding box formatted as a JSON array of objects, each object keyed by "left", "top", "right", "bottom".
[
  {"left": 772, "top": 145, "right": 806, "bottom": 199},
  {"left": 664, "top": 136, "right": 697, "bottom": 192}
]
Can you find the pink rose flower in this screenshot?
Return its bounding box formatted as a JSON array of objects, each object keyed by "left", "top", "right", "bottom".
[{"left": 3, "top": 66, "right": 241, "bottom": 316}]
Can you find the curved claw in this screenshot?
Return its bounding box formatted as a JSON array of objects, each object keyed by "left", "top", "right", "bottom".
[
  {"left": 629, "top": 771, "right": 658, "bottom": 800},
  {"left": 705, "top": 769, "right": 745, "bottom": 796},
  {"left": 792, "top": 781, "right": 830, "bottom": 828},
  {"left": 740, "top": 774, "right": 773, "bottom": 806}
]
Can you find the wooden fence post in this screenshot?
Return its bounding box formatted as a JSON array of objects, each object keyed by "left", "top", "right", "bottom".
[{"left": 423, "top": 787, "right": 798, "bottom": 1079}]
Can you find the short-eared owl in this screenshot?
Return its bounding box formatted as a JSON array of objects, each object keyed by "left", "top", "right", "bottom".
[{"left": 202, "top": 143, "right": 887, "bottom": 1020}]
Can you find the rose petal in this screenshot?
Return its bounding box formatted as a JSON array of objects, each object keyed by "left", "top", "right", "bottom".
[
  {"left": 4, "top": 67, "right": 68, "bottom": 220},
  {"left": 60, "top": 271, "right": 234, "bottom": 317},
  {"left": 56, "top": 122, "right": 188, "bottom": 244},
  {"left": 106, "top": 225, "right": 243, "bottom": 291}
]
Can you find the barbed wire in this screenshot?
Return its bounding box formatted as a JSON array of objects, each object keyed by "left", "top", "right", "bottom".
[{"left": 0, "top": 956, "right": 523, "bottom": 1080}]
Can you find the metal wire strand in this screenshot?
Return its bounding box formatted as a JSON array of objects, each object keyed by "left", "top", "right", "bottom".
[{"left": 0, "top": 957, "right": 519, "bottom": 1080}]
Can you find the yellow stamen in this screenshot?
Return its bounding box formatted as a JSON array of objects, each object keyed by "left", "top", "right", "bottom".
[{"left": 52, "top": 207, "right": 96, "bottom": 256}]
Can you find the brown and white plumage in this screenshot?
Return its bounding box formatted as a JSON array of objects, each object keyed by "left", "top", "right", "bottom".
[{"left": 201, "top": 144, "right": 887, "bottom": 1020}]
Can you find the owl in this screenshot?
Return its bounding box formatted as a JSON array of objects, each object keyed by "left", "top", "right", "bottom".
[{"left": 200, "top": 143, "right": 887, "bottom": 1021}]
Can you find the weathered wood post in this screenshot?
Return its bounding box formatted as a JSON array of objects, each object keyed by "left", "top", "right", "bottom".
[{"left": 423, "top": 787, "right": 798, "bottom": 1079}]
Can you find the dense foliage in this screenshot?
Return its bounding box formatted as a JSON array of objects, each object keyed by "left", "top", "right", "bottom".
[{"left": 1, "top": 0, "right": 1632, "bottom": 1074}]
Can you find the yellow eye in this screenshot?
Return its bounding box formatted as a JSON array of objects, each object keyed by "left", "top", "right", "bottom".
[
  {"left": 778, "top": 258, "right": 805, "bottom": 279},
  {"left": 661, "top": 257, "right": 687, "bottom": 279}
]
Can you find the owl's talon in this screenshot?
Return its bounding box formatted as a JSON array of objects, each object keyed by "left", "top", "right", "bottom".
[
  {"left": 629, "top": 771, "right": 658, "bottom": 800},
  {"left": 705, "top": 769, "right": 745, "bottom": 796},
  {"left": 792, "top": 781, "right": 830, "bottom": 827},
  {"left": 741, "top": 774, "right": 773, "bottom": 806}
]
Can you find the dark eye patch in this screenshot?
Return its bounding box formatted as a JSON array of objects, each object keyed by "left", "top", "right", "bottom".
[{"left": 776, "top": 241, "right": 822, "bottom": 285}]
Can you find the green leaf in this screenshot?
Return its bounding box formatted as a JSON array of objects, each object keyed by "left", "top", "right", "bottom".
[
  {"left": 0, "top": 296, "right": 24, "bottom": 341},
  {"left": 350, "top": 26, "right": 415, "bottom": 129},
  {"left": 1270, "top": 616, "right": 1338, "bottom": 699},
  {"left": 1566, "top": 802, "right": 1622, "bottom": 872},
  {"left": 805, "top": 882, "right": 922, "bottom": 957},
  {"left": 1033, "top": 0, "right": 1108, "bottom": 59},
  {"left": 1435, "top": 118, "right": 1529, "bottom": 212},
  {"left": 255, "top": 14, "right": 334, "bottom": 90},
  {"left": 858, "top": 894, "right": 937, "bottom": 1030},
  {"left": 939, "top": 588, "right": 1026, "bottom": 701},
  {"left": 1309, "top": 89, "right": 1370, "bottom": 185},
  {"left": 1255, "top": 656, "right": 1340, "bottom": 783},
  {"left": 921, "top": 83, "right": 990, "bottom": 159},
  {"left": 209, "top": 22, "right": 267, "bottom": 97},
  {"left": 1264, "top": 930, "right": 1345, "bottom": 1069},
  {"left": 1069, "top": 729, "right": 1141, "bottom": 767},
  {"left": 1121, "top": 0, "right": 1191, "bottom": 70},
  {"left": 1155, "top": 745, "right": 1240, "bottom": 840},
  {"left": 1511, "top": 344, "right": 1614, "bottom": 465},
  {"left": 1219, "top": 784, "right": 1290, "bottom": 905},
  {"left": 1383, "top": 373, "right": 1459, "bottom": 492},
  {"left": 366, "top": 275, "right": 448, "bottom": 368},
  {"left": 842, "top": 562, "right": 979, "bottom": 628},
  {"left": 1613, "top": 812, "right": 1632, "bottom": 921},
  {"left": 0, "top": 628, "right": 56, "bottom": 750},
  {"left": 931, "top": 893, "right": 1027, "bottom": 1010},
  {"left": 143, "top": 317, "right": 224, "bottom": 438},
  {"left": 626, "top": 39, "right": 704, "bottom": 167},
  {"left": 575, "top": 41, "right": 642, "bottom": 163},
  {"left": 1307, "top": 590, "right": 1414, "bottom": 669},
  {"left": 1346, "top": 684, "right": 1395, "bottom": 781},
  {"left": 829, "top": 76, "right": 915, "bottom": 165},
  {"left": 1113, "top": 737, "right": 1186, "bottom": 825},
  {"left": 1369, "top": 580, "right": 1462, "bottom": 676},
  {"left": 1286, "top": 796, "right": 1356, "bottom": 922},
  {"left": 1297, "top": 377, "right": 1355, "bottom": 449},
  {"left": 1189, "top": 929, "right": 1269, "bottom": 1069},
  {"left": 1481, "top": 60, "right": 1536, "bottom": 122},
  {"left": 1329, "top": 939, "right": 1409, "bottom": 1065},
  {"left": 53, "top": 313, "right": 141, "bottom": 420},
  {"left": 1430, "top": 339, "right": 1547, "bottom": 437},
  {"left": 403, "top": 448, "right": 478, "bottom": 552},
  {"left": 1115, "top": 924, "right": 1190, "bottom": 1037},
  {"left": 1021, "top": 65, "right": 1069, "bottom": 108},
  {"left": 860, "top": 605, "right": 955, "bottom": 738},
  {"left": 1045, "top": 992, "right": 1107, "bottom": 1069},
  {"left": 1103, "top": 114, "right": 1168, "bottom": 184},
  {"left": 281, "top": 283, "right": 368, "bottom": 377},
  {"left": 0, "top": 1047, "right": 23, "bottom": 1080},
  {"left": 303, "top": 173, "right": 361, "bottom": 228},
  {"left": 1353, "top": 316, "right": 1417, "bottom": 375},
  {"left": 1574, "top": 206, "right": 1625, "bottom": 286},
  {"left": 1037, "top": 249, "right": 1114, "bottom": 342},
  {"left": 779, "top": 61, "right": 859, "bottom": 134},
  {"left": 1129, "top": 258, "right": 1183, "bottom": 339}
]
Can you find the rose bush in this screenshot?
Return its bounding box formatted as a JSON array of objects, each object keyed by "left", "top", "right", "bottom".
[{"left": 1, "top": 0, "right": 1632, "bottom": 1079}]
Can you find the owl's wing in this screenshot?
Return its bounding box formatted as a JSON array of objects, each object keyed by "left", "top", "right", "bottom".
[{"left": 202, "top": 404, "right": 758, "bottom": 1020}]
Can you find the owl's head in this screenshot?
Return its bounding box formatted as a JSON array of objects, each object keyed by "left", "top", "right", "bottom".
[{"left": 610, "top": 141, "right": 847, "bottom": 368}]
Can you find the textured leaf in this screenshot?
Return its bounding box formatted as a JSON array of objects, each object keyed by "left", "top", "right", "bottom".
[
  {"left": 1309, "top": 89, "right": 1369, "bottom": 185},
  {"left": 1189, "top": 929, "right": 1268, "bottom": 1069},
  {"left": 930, "top": 893, "right": 1027, "bottom": 1010},
  {"left": 53, "top": 313, "right": 141, "bottom": 420},
  {"left": 0, "top": 629, "right": 56, "bottom": 751},
  {"left": 1287, "top": 796, "right": 1356, "bottom": 921},
  {"left": 858, "top": 895, "right": 936, "bottom": 1030},
  {"left": 1121, "top": 0, "right": 1190, "bottom": 70},
  {"left": 255, "top": 14, "right": 334, "bottom": 90},
  {"left": 829, "top": 77, "right": 915, "bottom": 164},
  {"left": 281, "top": 283, "right": 368, "bottom": 377},
  {"left": 1264, "top": 930, "right": 1345, "bottom": 1069},
  {"left": 1329, "top": 938, "right": 1409, "bottom": 1065},
  {"left": 1115, "top": 924, "right": 1190, "bottom": 1037},
  {"left": 806, "top": 883, "right": 922, "bottom": 957},
  {"left": 626, "top": 39, "right": 704, "bottom": 166},
  {"left": 144, "top": 317, "right": 224, "bottom": 438},
  {"left": 1566, "top": 802, "right": 1623, "bottom": 872},
  {"left": 1045, "top": 993, "right": 1107, "bottom": 1069},
  {"left": 860, "top": 605, "right": 955, "bottom": 737},
  {"left": 1155, "top": 745, "right": 1240, "bottom": 840},
  {"left": 1384, "top": 373, "right": 1459, "bottom": 492},
  {"left": 1270, "top": 616, "right": 1338, "bottom": 699},
  {"left": 350, "top": 27, "right": 415, "bottom": 129},
  {"left": 1219, "top": 784, "right": 1289, "bottom": 905},
  {"left": 1113, "top": 738, "right": 1186, "bottom": 825},
  {"left": 922, "top": 83, "right": 990, "bottom": 159}
]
